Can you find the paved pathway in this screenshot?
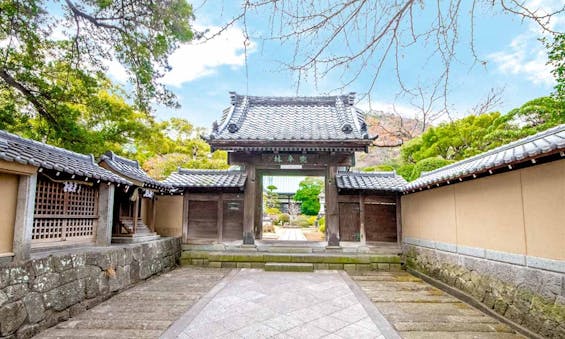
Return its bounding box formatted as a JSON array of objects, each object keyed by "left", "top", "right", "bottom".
[
  {"left": 34, "top": 267, "right": 230, "bottom": 339},
  {"left": 162, "top": 269, "right": 399, "bottom": 339},
  {"left": 348, "top": 271, "right": 524, "bottom": 339},
  {"left": 278, "top": 227, "right": 307, "bottom": 241}
]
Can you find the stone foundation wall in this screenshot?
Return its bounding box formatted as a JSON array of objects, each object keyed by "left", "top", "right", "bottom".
[
  {"left": 404, "top": 244, "right": 565, "bottom": 338},
  {"left": 0, "top": 237, "right": 181, "bottom": 339}
]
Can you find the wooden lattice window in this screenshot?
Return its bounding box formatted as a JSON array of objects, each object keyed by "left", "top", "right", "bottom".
[{"left": 32, "top": 176, "right": 99, "bottom": 245}]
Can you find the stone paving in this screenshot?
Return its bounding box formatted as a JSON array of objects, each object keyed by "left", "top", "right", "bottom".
[
  {"left": 277, "top": 228, "right": 307, "bottom": 241},
  {"left": 348, "top": 271, "right": 525, "bottom": 338},
  {"left": 30, "top": 266, "right": 527, "bottom": 339},
  {"left": 161, "top": 269, "right": 399, "bottom": 339},
  {"left": 33, "top": 266, "right": 230, "bottom": 338}
]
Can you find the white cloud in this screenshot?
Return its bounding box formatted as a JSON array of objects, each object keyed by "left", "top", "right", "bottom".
[
  {"left": 488, "top": 32, "right": 554, "bottom": 86},
  {"left": 162, "top": 25, "right": 254, "bottom": 87},
  {"left": 488, "top": 0, "right": 563, "bottom": 86}
]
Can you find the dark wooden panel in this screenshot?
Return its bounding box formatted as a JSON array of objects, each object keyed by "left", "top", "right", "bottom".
[
  {"left": 187, "top": 200, "right": 218, "bottom": 239},
  {"left": 223, "top": 200, "right": 244, "bottom": 240},
  {"left": 365, "top": 203, "right": 397, "bottom": 242},
  {"left": 339, "top": 202, "right": 360, "bottom": 242}
]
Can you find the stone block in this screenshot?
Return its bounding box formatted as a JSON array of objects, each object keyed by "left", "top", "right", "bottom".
[
  {"left": 314, "top": 263, "right": 329, "bottom": 270},
  {"left": 390, "top": 264, "right": 402, "bottom": 271},
  {"left": 208, "top": 262, "right": 222, "bottom": 268},
  {"left": 41, "top": 309, "right": 70, "bottom": 329},
  {"left": 343, "top": 264, "right": 356, "bottom": 271},
  {"left": 71, "top": 253, "right": 86, "bottom": 268},
  {"left": 250, "top": 262, "right": 265, "bottom": 269},
  {"left": 31, "top": 257, "right": 53, "bottom": 276},
  {"left": 16, "top": 323, "right": 41, "bottom": 339},
  {"left": 237, "top": 263, "right": 252, "bottom": 268},
  {"left": 85, "top": 252, "right": 112, "bottom": 270},
  {"left": 0, "top": 267, "right": 10, "bottom": 289},
  {"left": 43, "top": 280, "right": 85, "bottom": 311},
  {"left": 0, "top": 290, "right": 7, "bottom": 307},
  {"left": 328, "top": 264, "right": 343, "bottom": 270},
  {"left": 32, "top": 273, "right": 60, "bottom": 293},
  {"left": 69, "top": 302, "right": 87, "bottom": 317},
  {"left": 9, "top": 267, "right": 31, "bottom": 285},
  {"left": 504, "top": 304, "right": 524, "bottom": 324},
  {"left": 23, "top": 292, "right": 45, "bottom": 324},
  {"left": 377, "top": 263, "right": 390, "bottom": 271},
  {"left": 0, "top": 301, "right": 27, "bottom": 336},
  {"left": 493, "top": 299, "right": 508, "bottom": 315},
  {"left": 130, "top": 260, "right": 140, "bottom": 282},
  {"left": 356, "top": 264, "right": 372, "bottom": 271},
  {"left": 5, "top": 284, "right": 28, "bottom": 302},
  {"left": 222, "top": 262, "right": 237, "bottom": 268},
  {"left": 52, "top": 255, "right": 74, "bottom": 272},
  {"left": 59, "top": 268, "right": 79, "bottom": 285}
]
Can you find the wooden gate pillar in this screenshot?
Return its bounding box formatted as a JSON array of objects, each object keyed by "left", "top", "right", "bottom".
[
  {"left": 243, "top": 163, "right": 256, "bottom": 245},
  {"left": 325, "top": 165, "right": 340, "bottom": 247}
]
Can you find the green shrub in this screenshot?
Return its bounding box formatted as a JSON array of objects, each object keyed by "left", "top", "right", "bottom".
[
  {"left": 265, "top": 207, "right": 281, "bottom": 216},
  {"left": 307, "top": 216, "right": 317, "bottom": 225},
  {"left": 362, "top": 164, "right": 395, "bottom": 172},
  {"left": 295, "top": 215, "right": 311, "bottom": 227},
  {"left": 276, "top": 213, "right": 290, "bottom": 225},
  {"left": 318, "top": 216, "right": 326, "bottom": 233}
]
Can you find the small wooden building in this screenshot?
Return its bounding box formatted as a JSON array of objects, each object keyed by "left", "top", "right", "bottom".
[
  {"left": 98, "top": 151, "right": 170, "bottom": 243},
  {"left": 0, "top": 130, "right": 130, "bottom": 261},
  {"left": 335, "top": 171, "right": 407, "bottom": 244},
  {"left": 163, "top": 168, "right": 247, "bottom": 243}
]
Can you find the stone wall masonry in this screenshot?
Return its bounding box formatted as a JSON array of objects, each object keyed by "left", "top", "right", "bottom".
[
  {"left": 403, "top": 243, "right": 565, "bottom": 338},
  {"left": 0, "top": 237, "right": 181, "bottom": 339}
]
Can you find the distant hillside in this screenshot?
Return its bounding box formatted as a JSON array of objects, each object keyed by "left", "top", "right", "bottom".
[{"left": 355, "top": 111, "right": 424, "bottom": 168}]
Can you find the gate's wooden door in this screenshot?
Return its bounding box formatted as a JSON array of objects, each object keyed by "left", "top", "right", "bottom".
[
  {"left": 339, "top": 202, "right": 360, "bottom": 241},
  {"left": 222, "top": 200, "right": 243, "bottom": 240},
  {"left": 187, "top": 200, "right": 218, "bottom": 240},
  {"left": 365, "top": 203, "right": 397, "bottom": 242}
]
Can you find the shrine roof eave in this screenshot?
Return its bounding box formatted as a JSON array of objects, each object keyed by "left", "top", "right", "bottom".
[{"left": 206, "top": 139, "right": 374, "bottom": 153}]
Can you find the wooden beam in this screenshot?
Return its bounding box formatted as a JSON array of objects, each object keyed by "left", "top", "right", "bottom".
[
  {"left": 359, "top": 194, "right": 366, "bottom": 245},
  {"left": 325, "top": 165, "right": 339, "bottom": 246},
  {"left": 182, "top": 193, "right": 189, "bottom": 243},
  {"left": 217, "top": 193, "right": 224, "bottom": 243},
  {"left": 132, "top": 197, "right": 139, "bottom": 234},
  {"left": 150, "top": 198, "right": 157, "bottom": 232},
  {"left": 396, "top": 193, "right": 402, "bottom": 246},
  {"left": 242, "top": 163, "right": 256, "bottom": 244},
  {"left": 254, "top": 172, "right": 263, "bottom": 240}
]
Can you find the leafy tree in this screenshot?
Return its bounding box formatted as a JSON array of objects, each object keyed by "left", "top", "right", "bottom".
[
  {"left": 545, "top": 33, "right": 565, "bottom": 99},
  {"left": 504, "top": 96, "right": 565, "bottom": 132},
  {"left": 264, "top": 185, "right": 279, "bottom": 210},
  {"left": 0, "top": 0, "right": 193, "bottom": 136},
  {"left": 141, "top": 118, "right": 228, "bottom": 179},
  {"left": 293, "top": 177, "right": 323, "bottom": 216}
]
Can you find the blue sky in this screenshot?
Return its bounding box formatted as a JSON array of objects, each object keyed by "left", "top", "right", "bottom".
[{"left": 110, "top": 1, "right": 563, "bottom": 130}]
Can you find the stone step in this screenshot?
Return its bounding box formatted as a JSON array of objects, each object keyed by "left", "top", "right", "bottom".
[
  {"left": 264, "top": 262, "right": 314, "bottom": 272},
  {"left": 262, "top": 246, "right": 313, "bottom": 253},
  {"left": 112, "top": 234, "right": 160, "bottom": 244}
]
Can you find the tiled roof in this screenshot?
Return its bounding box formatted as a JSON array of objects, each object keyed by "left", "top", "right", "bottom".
[
  {"left": 163, "top": 169, "right": 247, "bottom": 189},
  {"left": 207, "top": 92, "right": 373, "bottom": 150},
  {"left": 406, "top": 124, "right": 565, "bottom": 191},
  {"left": 99, "top": 151, "right": 170, "bottom": 190},
  {"left": 0, "top": 130, "right": 131, "bottom": 185},
  {"left": 336, "top": 171, "right": 407, "bottom": 192}
]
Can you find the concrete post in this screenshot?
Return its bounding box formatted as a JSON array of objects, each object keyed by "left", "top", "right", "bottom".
[
  {"left": 96, "top": 184, "right": 115, "bottom": 246},
  {"left": 13, "top": 173, "right": 37, "bottom": 261}
]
